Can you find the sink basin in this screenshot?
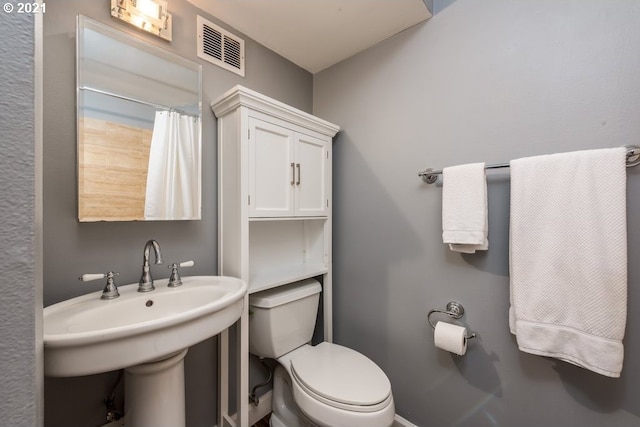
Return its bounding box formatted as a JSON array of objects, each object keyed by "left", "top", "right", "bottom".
[{"left": 44, "top": 275, "right": 247, "bottom": 377}]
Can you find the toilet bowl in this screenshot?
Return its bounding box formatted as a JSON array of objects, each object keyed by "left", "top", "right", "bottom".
[{"left": 249, "top": 279, "right": 395, "bottom": 427}]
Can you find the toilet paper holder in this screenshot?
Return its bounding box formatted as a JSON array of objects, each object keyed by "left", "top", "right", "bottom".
[{"left": 428, "top": 301, "right": 476, "bottom": 339}]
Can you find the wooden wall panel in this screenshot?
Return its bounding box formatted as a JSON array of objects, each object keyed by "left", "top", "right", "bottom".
[{"left": 78, "top": 117, "right": 152, "bottom": 221}]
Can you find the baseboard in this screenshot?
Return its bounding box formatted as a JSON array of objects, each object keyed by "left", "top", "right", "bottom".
[{"left": 394, "top": 413, "right": 420, "bottom": 427}]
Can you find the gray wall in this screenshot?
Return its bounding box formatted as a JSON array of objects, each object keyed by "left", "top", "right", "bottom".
[
  {"left": 43, "top": 1, "right": 311, "bottom": 426},
  {"left": 0, "top": 9, "right": 43, "bottom": 427},
  {"left": 314, "top": 1, "right": 640, "bottom": 426}
]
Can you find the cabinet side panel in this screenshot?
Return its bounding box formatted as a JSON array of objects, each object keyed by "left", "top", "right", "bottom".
[
  {"left": 219, "top": 111, "right": 242, "bottom": 278},
  {"left": 304, "top": 219, "right": 327, "bottom": 265}
]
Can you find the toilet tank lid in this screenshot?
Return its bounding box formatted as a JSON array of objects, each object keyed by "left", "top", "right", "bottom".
[{"left": 249, "top": 278, "right": 321, "bottom": 308}]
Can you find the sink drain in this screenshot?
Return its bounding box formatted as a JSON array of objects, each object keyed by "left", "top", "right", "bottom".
[{"left": 145, "top": 300, "right": 154, "bottom": 307}]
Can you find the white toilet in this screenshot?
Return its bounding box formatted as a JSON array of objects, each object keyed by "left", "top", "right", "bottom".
[{"left": 249, "top": 279, "right": 395, "bottom": 427}]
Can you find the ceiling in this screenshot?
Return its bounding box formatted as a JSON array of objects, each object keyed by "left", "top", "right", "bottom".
[{"left": 185, "top": 0, "right": 432, "bottom": 73}]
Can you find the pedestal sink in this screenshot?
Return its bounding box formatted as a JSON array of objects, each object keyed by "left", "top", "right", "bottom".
[{"left": 44, "top": 275, "right": 247, "bottom": 427}]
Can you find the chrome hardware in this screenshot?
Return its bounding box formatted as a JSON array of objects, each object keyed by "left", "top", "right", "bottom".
[
  {"left": 419, "top": 168, "right": 438, "bottom": 184},
  {"left": 79, "top": 271, "right": 120, "bottom": 300},
  {"left": 625, "top": 144, "right": 640, "bottom": 167},
  {"left": 419, "top": 145, "right": 640, "bottom": 184},
  {"left": 138, "top": 240, "right": 163, "bottom": 292},
  {"left": 167, "top": 260, "right": 195, "bottom": 288},
  {"left": 428, "top": 301, "right": 476, "bottom": 340}
]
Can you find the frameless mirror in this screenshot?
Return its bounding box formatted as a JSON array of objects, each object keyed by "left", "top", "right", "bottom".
[{"left": 77, "top": 15, "right": 202, "bottom": 221}]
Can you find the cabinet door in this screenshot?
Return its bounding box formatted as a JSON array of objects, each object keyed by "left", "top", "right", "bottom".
[
  {"left": 248, "top": 118, "right": 295, "bottom": 217},
  {"left": 295, "top": 133, "right": 329, "bottom": 216}
]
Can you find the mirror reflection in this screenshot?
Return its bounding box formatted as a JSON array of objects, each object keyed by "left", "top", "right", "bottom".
[{"left": 77, "top": 15, "right": 202, "bottom": 221}]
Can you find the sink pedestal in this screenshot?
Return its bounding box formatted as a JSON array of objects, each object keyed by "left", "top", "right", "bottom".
[{"left": 124, "top": 349, "right": 189, "bottom": 427}]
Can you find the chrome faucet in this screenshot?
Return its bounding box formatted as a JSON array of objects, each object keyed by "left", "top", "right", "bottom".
[
  {"left": 138, "top": 240, "right": 163, "bottom": 292},
  {"left": 79, "top": 271, "right": 120, "bottom": 300}
]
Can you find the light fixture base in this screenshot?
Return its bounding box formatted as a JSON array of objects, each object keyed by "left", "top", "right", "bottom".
[{"left": 110, "top": 0, "right": 173, "bottom": 42}]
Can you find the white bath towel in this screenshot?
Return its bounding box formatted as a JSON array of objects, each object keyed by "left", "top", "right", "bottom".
[
  {"left": 442, "top": 163, "right": 488, "bottom": 253},
  {"left": 509, "top": 147, "right": 627, "bottom": 377}
]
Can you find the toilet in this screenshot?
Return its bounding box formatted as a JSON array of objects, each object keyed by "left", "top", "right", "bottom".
[{"left": 249, "top": 279, "right": 395, "bottom": 427}]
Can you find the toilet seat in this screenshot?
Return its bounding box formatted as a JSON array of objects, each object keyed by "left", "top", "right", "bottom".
[{"left": 289, "top": 342, "right": 392, "bottom": 412}]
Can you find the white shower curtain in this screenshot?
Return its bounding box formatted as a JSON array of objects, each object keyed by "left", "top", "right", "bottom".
[{"left": 144, "top": 110, "right": 200, "bottom": 220}]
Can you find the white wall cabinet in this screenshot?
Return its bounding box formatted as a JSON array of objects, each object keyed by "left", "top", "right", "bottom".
[
  {"left": 249, "top": 117, "right": 330, "bottom": 217},
  {"left": 212, "top": 85, "right": 339, "bottom": 427}
]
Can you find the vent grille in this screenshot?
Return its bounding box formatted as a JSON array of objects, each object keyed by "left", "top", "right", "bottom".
[
  {"left": 224, "top": 35, "right": 242, "bottom": 69},
  {"left": 197, "top": 16, "right": 245, "bottom": 77},
  {"left": 202, "top": 24, "right": 222, "bottom": 60}
]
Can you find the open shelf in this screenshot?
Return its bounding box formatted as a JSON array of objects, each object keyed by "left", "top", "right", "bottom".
[
  {"left": 248, "top": 218, "right": 327, "bottom": 293},
  {"left": 249, "top": 216, "right": 328, "bottom": 221},
  {"left": 249, "top": 263, "right": 328, "bottom": 294}
]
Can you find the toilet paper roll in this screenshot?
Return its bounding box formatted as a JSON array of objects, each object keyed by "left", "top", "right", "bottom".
[{"left": 434, "top": 321, "right": 468, "bottom": 356}]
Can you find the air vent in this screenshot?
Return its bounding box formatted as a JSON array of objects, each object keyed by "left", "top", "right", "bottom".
[{"left": 197, "top": 16, "right": 245, "bottom": 77}]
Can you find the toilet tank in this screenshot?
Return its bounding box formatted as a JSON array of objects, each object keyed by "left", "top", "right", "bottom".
[{"left": 249, "top": 278, "right": 321, "bottom": 359}]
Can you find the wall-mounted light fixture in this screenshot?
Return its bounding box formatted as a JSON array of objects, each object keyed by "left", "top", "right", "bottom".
[{"left": 110, "top": 0, "right": 173, "bottom": 41}]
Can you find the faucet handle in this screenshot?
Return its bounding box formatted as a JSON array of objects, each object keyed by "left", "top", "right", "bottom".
[
  {"left": 79, "top": 273, "right": 105, "bottom": 282},
  {"left": 167, "top": 260, "right": 194, "bottom": 288},
  {"left": 79, "top": 271, "right": 120, "bottom": 300}
]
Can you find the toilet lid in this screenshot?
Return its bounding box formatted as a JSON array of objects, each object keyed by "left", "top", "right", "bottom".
[{"left": 290, "top": 342, "right": 391, "bottom": 408}]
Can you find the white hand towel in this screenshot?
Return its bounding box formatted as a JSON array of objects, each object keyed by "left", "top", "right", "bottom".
[
  {"left": 442, "top": 163, "right": 488, "bottom": 253},
  {"left": 509, "top": 147, "right": 627, "bottom": 377}
]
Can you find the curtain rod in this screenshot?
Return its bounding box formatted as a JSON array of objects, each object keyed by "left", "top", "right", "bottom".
[
  {"left": 418, "top": 145, "right": 640, "bottom": 184},
  {"left": 79, "top": 86, "right": 199, "bottom": 117}
]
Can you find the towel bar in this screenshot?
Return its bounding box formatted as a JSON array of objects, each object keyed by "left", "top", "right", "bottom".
[{"left": 418, "top": 144, "right": 640, "bottom": 184}]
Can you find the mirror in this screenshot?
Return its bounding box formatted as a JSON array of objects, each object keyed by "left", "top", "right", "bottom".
[{"left": 77, "top": 15, "right": 202, "bottom": 221}]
